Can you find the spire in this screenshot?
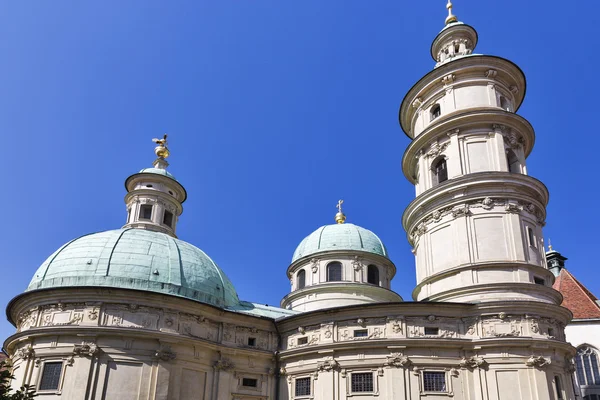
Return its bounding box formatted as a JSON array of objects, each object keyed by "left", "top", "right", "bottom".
[
  {"left": 334, "top": 199, "right": 346, "bottom": 224},
  {"left": 445, "top": 0, "right": 458, "bottom": 25},
  {"left": 546, "top": 241, "right": 568, "bottom": 277}
]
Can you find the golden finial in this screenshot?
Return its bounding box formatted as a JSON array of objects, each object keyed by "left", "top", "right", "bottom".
[
  {"left": 335, "top": 199, "right": 346, "bottom": 224},
  {"left": 152, "top": 134, "right": 170, "bottom": 159},
  {"left": 445, "top": 0, "right": 458, "bottom": 25}
]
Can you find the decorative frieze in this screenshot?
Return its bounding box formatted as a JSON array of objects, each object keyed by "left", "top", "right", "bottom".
[
  {"left": 459, "top": 356, "right": 487, "bottom": 369},
  {"left": 385, "top": 353, "right": 411, "bottom": 368}
]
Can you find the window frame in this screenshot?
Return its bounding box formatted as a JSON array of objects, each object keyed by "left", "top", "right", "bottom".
[
  {"left": 576, "top": 345, "right": 600, "bottom": 387},
  {"left": 420, "top": 370, "right": 452, "bottom": 395},
  {"left": 367, "top": 265, "right": 380, "bottom": 286},
  {"left": 294, "top": 376, "right": 313, "bottom": 399},
  {"left": 139, "top": 204, "right": 153, "bottom": 220},
  {"left": 350, "top": 372, "right": 375, "bottom": 394},
  {"left": 430, "top": 104, "right": 441, "bottom": 121},
  {"left": 237, "top": 373, "right": 262, "bottom": 392},
  {"left": 297, "top": 269, "right": 306, "bottom": 290},
  {"left": 163, "top": 209, "right": 174, "bottom": 228},
  {"left": 36, "top": 360, "right": 67, "bottom": 394},
  {"left": 326, "top": 262, "right": 343, "bottom": 282},
  {"left": 431, "top": 157, "right": 448, "bottom": 186}
]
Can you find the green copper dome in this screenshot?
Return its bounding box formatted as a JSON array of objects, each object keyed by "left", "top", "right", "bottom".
[
  {"left": 27, "top": 229, "right": 239, "bottom": 308},
  {"left": 292, "top": 223, "right": 388, "bottom": 263},
  {"left": 139, "top": 167, "right": 177, "bottom": 180}
]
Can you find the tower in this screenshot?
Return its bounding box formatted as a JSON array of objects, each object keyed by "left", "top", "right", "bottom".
[
  {"left": 400, "top": 2, "right": 558, "bottom": 304},
  {"left": 123, "top": 135, "right": 187, "bottom": 237}
]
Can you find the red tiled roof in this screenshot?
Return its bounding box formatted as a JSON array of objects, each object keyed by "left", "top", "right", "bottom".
[{"left": 553, "top": 269, "right": 600, "bottom": 319}]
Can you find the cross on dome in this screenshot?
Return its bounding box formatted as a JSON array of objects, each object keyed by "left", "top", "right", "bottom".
[{"left": 445, "top": 0, "right": 458, "bottom": 25}]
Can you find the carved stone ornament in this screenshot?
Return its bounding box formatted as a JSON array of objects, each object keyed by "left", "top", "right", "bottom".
[
  {"left": 432, "top": 210, "right": 442, "bottom": 222},
  {"left": 425, "top": 141, "right": 449, "bottom": 159},
  {"left": 565, "top": 357, "right": 576, "bottom": 373},
  {"left": 214, "top": 358, "right": 234, "bottom": 371},
  {"left": 481, "top": 197, "right": 494, "bottom": 210},
  {"left": 310, "top": 258, "right": 319, "bottom": 273},
  {"left": 451, "top": 205, "right": 470, "bottom": 218},
  {"left": 442, "top": 73, "right": 456, "bottom": 85},
  {"left": 502, "top": 129, "right": 523, "bottom": 149},
  {"left": 87, "top": 308, "right": 99, "bottom": 321},
  {"left": 485, "top": 69, "right": 498, "bottom": 78},
  {"left": 427, "top": 315, "right": 436, "bottom": 322},
  {"left": 525, "top": 356, "right": 551, "bottom": 369},
  {"left": 385, "top": 353, "right": 412, "bottom": 368},
  {"left": 412, "top": 97, "right": 423, "bottom": 109},
  {"left": 154, "top": 346, "right": 176, "bottom": 362},
  {"left": 16, "top": 345, "right": 35, "bottom": 360},
  {"left": 352, "top": 256, "right": 363, "bottom": 271},
  {"left": 317, "top": 357, "right": 340, "bottom": 372},
  {"left": 73, "top": 342, "right": 100, "bottom": 357},
  {"left": 357, "top": 318, "right": 366, "bottom": 327},
  {"left": 298, "top": 326, "right": 305, "bottom": 334},
  {"left": 498, "top": 312, "right": 507, "bottom": 320},
  {"left": 459, "top": 356, "right": 487, "bottom": 369},
  {"left": 505, "top": 203, "right": 522, "bottom": 214}
]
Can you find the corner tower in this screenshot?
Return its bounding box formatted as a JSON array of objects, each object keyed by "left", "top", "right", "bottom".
[{"left": 400, "top": 3, "right": 558, "bottom": 303}]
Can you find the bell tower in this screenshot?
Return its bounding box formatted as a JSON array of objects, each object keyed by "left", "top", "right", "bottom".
[{"left": 400, "top": 2, "right": 559, "bottom": 304}]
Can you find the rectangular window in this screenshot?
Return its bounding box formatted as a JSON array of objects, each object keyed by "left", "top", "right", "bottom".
[
  {"left": 354, "top": 329, "right": 368, "bottom": 338},
  {"left": 423, "top": 371, "right": 446, "bottom": 392},
  {"left": 527, "top": 226, "right": 536, "bottom": 248},
  {"left": 163, "top": 210, "right": 173, "bottom": 227},
  {"left": 247, "top": 337, "right": 256, "bottom": 346},
  {"left": 139, "top": 204, "right": 152, "bottom": 220},
  {"left": 39, "top": 362, "right": 63, "bottom": 391},
  {"left": 424, "top": 327, "right": 439, "bottom": 335},
  {"left": 297, "top": 337, "right": 308, "bottom": 345},
  {"left": 242, "top": 378, "right": 257, "bottom": 387},
  {"left": 295, "top": 377, "right": 311, "bottom": 396},
  {"left": 555, "top": 375, "right": 563, "bottom": 399},
  {"left": 534, "top": 277, "right": 545, "bottom": 285},
  {"left": 351, "top": 372, "right": 374, "bottom": 393}
]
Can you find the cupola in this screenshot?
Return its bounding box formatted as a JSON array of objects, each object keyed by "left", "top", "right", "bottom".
[
  {"left": 431, "top": 1, "right": 478, "bottom": 67},
  {"left": 281, "top": 201, "right": 402, "bottom": 312},
  {"left": 123, "top": 135, "right": 187, "bottom": 237}
]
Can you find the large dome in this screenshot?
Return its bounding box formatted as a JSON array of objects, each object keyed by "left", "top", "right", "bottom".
[
  {"left": 27, "top": 229, "right": 239, "bottom": 308},
  {"left": 292, "top": 223, "right": 388, "bottom": 263}
]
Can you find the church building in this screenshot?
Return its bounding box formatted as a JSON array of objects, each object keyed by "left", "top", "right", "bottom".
[{"left": 4, "top": 2, "right": 580, "bottom": 399}]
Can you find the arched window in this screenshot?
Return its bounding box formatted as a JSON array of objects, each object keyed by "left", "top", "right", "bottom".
[
  {"left": 327, "top": 262, "right": 342, "bottom": 282},
  {"left": 430, "top": 104, "right": 441, "bottom": 121},
  {"left": 432, "top": 158, "right": 448, "bottom": 186},
  {"left": 500, "top": 96, "right": 511, "bottom": 111},
  {"left": 506, "top": 149, "right": 520, "bottom": 173},
  {"left": 576, "top": 346, "right": 600, "bottom": 386},
  {"left": 297, "top": 269, "right": 306, "bottom": 290},
  {"left": 367, "top": 265, "right": 380, "bottom": 285}
]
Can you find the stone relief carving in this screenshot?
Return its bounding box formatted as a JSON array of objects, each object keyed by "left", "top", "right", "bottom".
[
  {"left": 352, "top": 256, "right": 363, "bottom": 272},
  {"left": 214, "top": 358, "right": 234, "bottom": 371},
  {"left": 459, "top": 356, "right": 487, "bottom": 369},
  {"left": 17, "top": 308, "right": 38, "bottom": 331},
  {"left": 73, "top": 342, "right": 100, "bottom": 357},
  {"left": 154, "top": 345, "right": 176, "bottom": 362},
  {"left": 412, "top": 97, "right": 423, "bottom": 109},
  {"left": 317, "top": 357, "right": 339, "bottom": 373},
  {"left": 502, "top": 129, "right": 523, "bottom": 149},
  {"left": 442, "top": 74, "right": 456, "bottom": 86},
  {"left": 425, "top": 141, "right": 450, "bottom": 159},
  {"left": 525, "top": 356, "right": 551, "bottom": 369},
  {"left": 385, "top": 353, "right": 412, "bottom": 368},
  {"left": 485, "top": 69, "right": 498, "bottom": 78},
  {"left": 310, "top": 258, "right": 320, "bottom": 273},
  {"left": 16, "top": 345, "right": 35, "bottom": 360}
]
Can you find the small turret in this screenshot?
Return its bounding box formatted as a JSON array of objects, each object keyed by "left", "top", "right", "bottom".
[
  {"left": 123, "top": 135, "right": 187, "bottom": 237},
  {"left": 546, "top": 241, "right": 568, "bottom": 277}
]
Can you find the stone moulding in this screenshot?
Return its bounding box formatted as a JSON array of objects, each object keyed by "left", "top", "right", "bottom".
[{"left": 408, "top": 197, "right": 546, "bottom": 243}]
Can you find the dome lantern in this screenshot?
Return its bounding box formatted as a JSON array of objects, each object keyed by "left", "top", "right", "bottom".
[{"left": 123, "top": 135, "right": 187, "bottom": 238}]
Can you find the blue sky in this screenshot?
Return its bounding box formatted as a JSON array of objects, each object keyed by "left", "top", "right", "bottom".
[{"left": 1, "top": 0, "right": 598, "bottom": 342}]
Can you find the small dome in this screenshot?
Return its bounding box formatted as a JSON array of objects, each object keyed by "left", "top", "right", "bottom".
[
  {"left": 139, "top": 167, "right": 177, "bottom": 181},
  {"left": 292, "top": 223, "right": 388, "bottom": 263},
  {"left": 27, "top": 229, "right": 239, "bottom": 308}
]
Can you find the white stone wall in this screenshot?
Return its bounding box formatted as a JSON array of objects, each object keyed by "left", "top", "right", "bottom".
[{"left": 281, "top": 251, "right": 402, "bottom": 312}]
